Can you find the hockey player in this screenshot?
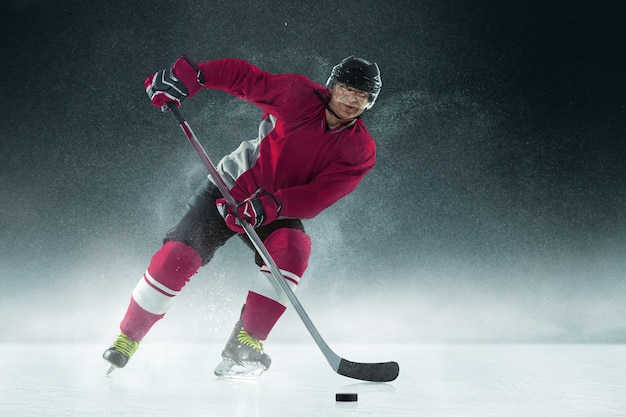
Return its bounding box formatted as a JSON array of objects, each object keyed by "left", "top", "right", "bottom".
[{"left": 103, "top": 55, "right": 382, "bottom": 377}]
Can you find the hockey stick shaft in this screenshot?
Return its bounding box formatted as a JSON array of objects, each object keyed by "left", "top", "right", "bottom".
[{"left": 165, "top": 103, "right": 398, "bottom": 382}]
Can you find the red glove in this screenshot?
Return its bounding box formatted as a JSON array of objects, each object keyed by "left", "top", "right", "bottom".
[
  {"left": 216, "top": 189, "right": 282, "bottom": 233},
  {"left": 144, "top": 55, "right": 205, "bottom": 109}
]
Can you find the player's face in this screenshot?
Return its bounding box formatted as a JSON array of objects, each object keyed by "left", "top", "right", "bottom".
[{"left": 329, "top": 83, "right": 370, "bottom": 120}]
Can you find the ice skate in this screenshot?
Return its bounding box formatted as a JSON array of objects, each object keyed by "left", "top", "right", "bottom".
[
  {"left": 102, "top": 333, "right": 140, "bottom": 375},
  {"left": 214, "top": 319, "right": 271, "bottom": 379}
]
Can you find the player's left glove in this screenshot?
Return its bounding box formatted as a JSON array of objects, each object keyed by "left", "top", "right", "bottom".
[
  {"left": 216, "top": 189, "right": 282, "bottom": 233},
  {"left": 144, "top": 54, "right": 205, "bottom": 109}
]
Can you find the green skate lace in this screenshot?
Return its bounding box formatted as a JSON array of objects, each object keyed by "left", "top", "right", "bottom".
[
  {"left": 237, "top": 328, "right": 264, "bottom": 352},
  {"left": 112, "top": 333, "right": 140, "bottom": 357}
]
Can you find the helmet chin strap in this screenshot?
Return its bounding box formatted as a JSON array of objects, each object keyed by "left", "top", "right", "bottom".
[{"left": 326, "top": 102, "right": 348, "bottom": 121}]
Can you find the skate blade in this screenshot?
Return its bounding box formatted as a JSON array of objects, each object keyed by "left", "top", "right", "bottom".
[
  {"left": 105, "top": 364, "right": 118, "bottom": 376},
  {"left": 214, "top": 358, "right": 265, "bottom": 379}
]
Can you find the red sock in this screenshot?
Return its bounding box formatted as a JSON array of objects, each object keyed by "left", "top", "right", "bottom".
[
  {"left": 120, "top": 298, "right": 164, "bottom": 341},
  {"left": 241, "top": 291, "right": 287, "bottom": 341}
]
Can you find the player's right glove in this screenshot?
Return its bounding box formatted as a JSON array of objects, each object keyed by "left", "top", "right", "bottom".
[
  {"left": 216, "top": 189, "right": 282, "bottom": 234},
  {"left": 144, "top": 55, "right": 205, "bottom": 109}
]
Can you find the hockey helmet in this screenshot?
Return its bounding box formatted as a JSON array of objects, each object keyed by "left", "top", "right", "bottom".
[{"left": 326, "top": 56, "right": 382, "bottom": 108}]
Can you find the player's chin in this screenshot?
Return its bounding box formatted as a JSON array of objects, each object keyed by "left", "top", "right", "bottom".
[{"left": 338, "top": 105, "right": 363, "bottom": 119}]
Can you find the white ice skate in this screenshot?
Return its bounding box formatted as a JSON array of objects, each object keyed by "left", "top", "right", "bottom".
[{"left": 214, "top": 319, "right": 271, "bottom": 379}]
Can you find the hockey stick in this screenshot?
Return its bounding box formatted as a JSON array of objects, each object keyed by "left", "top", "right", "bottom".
[{"left": 164, "top": 103, "right": 399, "bottom": 382}]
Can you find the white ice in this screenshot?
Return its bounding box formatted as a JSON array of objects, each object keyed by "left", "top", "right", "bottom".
[{"left": 1, "top": 343, "right": 625, "bottom": 416}]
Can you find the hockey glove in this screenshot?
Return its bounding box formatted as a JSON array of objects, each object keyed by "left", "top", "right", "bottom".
[
  {"left": 216, "top": 189, "right": 282, "bottom": 234},
  {"left": 144, "top": 55, "right": 205, "bottom": 109}
]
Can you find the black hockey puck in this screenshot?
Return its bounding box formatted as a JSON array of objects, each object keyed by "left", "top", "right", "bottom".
[{"left": 335, "top": 393, "right": 358, "bottom": 402}]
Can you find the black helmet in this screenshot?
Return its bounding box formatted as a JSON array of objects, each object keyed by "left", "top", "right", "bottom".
[{"left": 326, "top": 56, "right": 382, "bottom": 108}]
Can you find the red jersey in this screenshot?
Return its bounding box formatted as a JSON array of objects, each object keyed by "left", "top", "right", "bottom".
[{"left": 196, "top": 58, "right": 376, "bottom": 219}]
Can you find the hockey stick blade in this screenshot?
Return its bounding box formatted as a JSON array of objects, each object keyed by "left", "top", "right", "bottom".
[{"left": 337, "top": 358, "right": 399, "bottom": 382}]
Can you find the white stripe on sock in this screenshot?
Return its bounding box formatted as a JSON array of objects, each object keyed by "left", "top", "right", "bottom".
[
  {"left": 131, "top": 272, "right": 178, "bottom": 315},
  {"left": 250, "top": 268, "right": 300, "bottom": 306},
  {"left": 143, "top": 270, "right": 181, "bottom": 297}
]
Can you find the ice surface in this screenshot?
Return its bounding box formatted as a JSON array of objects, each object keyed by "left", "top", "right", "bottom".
[{"left": 1, "top": 343, "right": 625, "bottom": 417}]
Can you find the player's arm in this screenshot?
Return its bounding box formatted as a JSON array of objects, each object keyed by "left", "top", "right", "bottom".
[{"left": 144, "top": 55, "right": 306, "bottom": 117}]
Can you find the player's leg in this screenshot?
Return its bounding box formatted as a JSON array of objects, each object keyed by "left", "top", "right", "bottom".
[
  {"left": 103, "top": 180, "right": 234, "bottom": 371},
  {"left": 215, "top": 222, "right": 311, "bottom": 377}
]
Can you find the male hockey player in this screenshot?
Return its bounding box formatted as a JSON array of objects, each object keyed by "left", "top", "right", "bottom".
[{"left": 103, "top": 54, "right": 382, "bottom": 377}]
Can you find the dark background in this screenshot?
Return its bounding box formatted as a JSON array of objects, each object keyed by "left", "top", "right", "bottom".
[{"left": 1, "top": 0, "right": 624, "bottom": 344}]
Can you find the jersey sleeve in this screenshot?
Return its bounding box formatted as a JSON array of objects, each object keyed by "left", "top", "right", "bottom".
[{"left": 197, "top": 58, "right": 311, "bottom": 120}]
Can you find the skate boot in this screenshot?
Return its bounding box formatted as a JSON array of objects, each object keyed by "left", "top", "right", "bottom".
[
  {"left": 102, "top": 333, "right": 140, "bottom": 375},
  {"left": 214, "top": 319, "right": 271, "bottom": 378}
]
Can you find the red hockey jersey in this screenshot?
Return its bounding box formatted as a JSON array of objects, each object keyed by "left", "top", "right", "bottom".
[{"left": 195, "top": 58, "right": 376, "bottom": 219}]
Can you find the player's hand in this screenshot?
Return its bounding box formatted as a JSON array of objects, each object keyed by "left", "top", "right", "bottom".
[
  {"left": 144, "top": 55, "right": 205, "bottom": 109},
  {"left": 216, "top": 189, "right": 282, "bottom": 233}
]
